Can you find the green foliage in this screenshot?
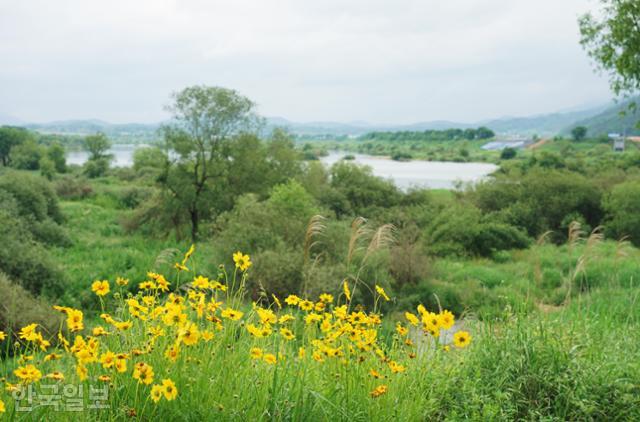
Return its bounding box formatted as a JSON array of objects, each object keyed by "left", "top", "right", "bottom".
[
  {"left": 571, "top": 125, "right": 588, "bottom": 141},
  {"left": 329, "top": 161, "right": 401, "bottom": 217},
  {"left": 603, "top": 180, "right": 640, "bottom": 245},
  {"left": 9, "top": 138, "right": 43, "bottom": 170},
  {"left": 471, "top": 169, "right": 603, "bottom": 239},
  {"left": 426, "top": 204, "right": 530, "bottom": 257},
  {"left": 580, "top": 0, "right": 640, "bottom": 99},
  {"left": 83, "top": 132, "right": 112, "bottom": 161},
  {"left": 133, "top": 146, "right": 167, "bottom": 172},
  {"left": 47, "top": 142, "right": 66, "bottom": 173},
  {"left": 500, "top": 147, "right": 517, "bottom": 159},
  {"left": 0, "top": 272, "right": 60, "bottom": 341},
  {"left": 0, "top": 126, "right": 31, "bottom": 166}
]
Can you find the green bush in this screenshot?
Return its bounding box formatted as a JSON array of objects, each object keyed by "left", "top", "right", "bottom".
[
  {"left": 426, "top": 204, "right": 530, "bottom": 257},
  {"left": 0, "top": 272, "right": 60, "bottom": 349},
  {"left": 603, "top": 180, "right": 640, "bottom": 245}
]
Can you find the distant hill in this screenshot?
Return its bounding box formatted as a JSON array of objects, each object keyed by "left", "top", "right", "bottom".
[
  {"left": 2, "top": 101, "right": 624, "bottom": 141},
  {"left": 0, "top": 112, "right": 24, "bottom": 125},
  {"left": 562, "top": 99, "right": 640, "bottom": 136},
  {"left": 480, "top": 105, "right": 610, "bottom": 137}
]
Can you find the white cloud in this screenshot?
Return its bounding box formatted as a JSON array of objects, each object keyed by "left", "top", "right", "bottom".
[{"left": 0, "top": 0, "right": 611, "bottom": 123}]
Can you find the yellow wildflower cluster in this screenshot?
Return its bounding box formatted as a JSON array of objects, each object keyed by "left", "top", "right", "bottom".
[{"left": 0, "top": 246, "right": 471, "bottom": 414}]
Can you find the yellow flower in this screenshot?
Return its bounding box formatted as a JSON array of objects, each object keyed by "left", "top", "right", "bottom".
[
  {"left": 263, "top": 353, "right": 277, "bottom": 365},
  {"left": 45, "top": 372, "right": 65, "bottom": 381},
  {"left": 284, "top": 295, "right": 300, "bottom": 306},
  {"left": 272, "top": 294, "right": 282, "bottom": 309},
  {"left": 233, "top": 251, "right": 252, "bottom": 271},
  {"left": 396, "top": 323, "right": 408, "bottom": 336},
  {"left": 388, "top": 360, "right": 406, "bottom": 373},
  {"left": 405, "top": 312, "right": 419, "bottom": 326},
  {"left": 44, "top": 353, "right": 61, "bottom": 362},
  {"left": 178, "top": 322, "right": 200, "bottom": 346},
  {"left": 174, "top": 262, "right": 188, "bottom": 272},
  {"left": 98, "top": 375, "right": 111, "bottom": 382},
  {"left": 91, "top": 280, "right": 110, "bottom": 296},
  {"left": 279, "top": 328, "right": 295, "bottom": 341},
  {"left": 0, "top": 331, "right": 6, "bottom": 341},
  {"left": 100, "top": 351, "right": 116, "bottom": 369},
  {"left": 133, "top": 362, "right": 154, "bottom": 385},
  {"left": 279, "top": 314, "right": 295, "bottom": 324},
  {"left": 375, "top": 285, "right": 390, "bottom": 301},
  {"left": 369, "top": 369, "right": 382, "bottom": 379},
  {"left": 92, "top": 326, "right": 108, "bottom": 337},
  {"left": 165, "top": 344, "right": 180, "bottom": 362},
  {"left": 66, "top": 309, "right": 84, "bottom": 332},
  {"left": 0, "top": 399, "right": 5, "bottom": 413},
  {"left": 151, "top": 384, "right": 163, "bottom": 403},
  {"left": 19, "top": 323, "right": 38, "bottom": 341},
  {"left": 370, "top": 384, "right": 388, "bottom": 398},
  {"left": 162, "top": 379, "right": 178, "bottom": 401},
  {"left": 298, "top": 347, "right": 306, "bottom": 359},
  {"left": 298, "top": 300, "right": 314, "bottom": 311},
  {"left": 319, "top": 293, "right": 334, "bottom": 303},
  {"left": 250, "top": 347, "right": 263, "bottom": 360},
  {"left": 114, "top": 321, "right": 133, "bottom": 331},
  {"left": 14, "top": 364, "right": 42, "bottom": 383},
  {"left": 201, "top": 331, "right": 214, "bottom": 342},
  {"left": 76, "top": 364, "right": 88, "bottom": 381},
  {"left": 115, "top": 358, "right": 127, "bottom": 373},
  {"left": 438, "top": 310, "right": 455, "bottom": 330},
  {"left": 221, "top": 308, "right": 244, "bottom": 321},
  {"left": 343, "top": 280, "right": 351, "bottom": 301},
  {"left": 192, "top": 275, "right": 210, "bottom": 289},
  {"left": 116, "top": 277, "right": 129, "bottom": 286},
  {"left": 453, "top": 331, "right": 471, "bottom": 348}
]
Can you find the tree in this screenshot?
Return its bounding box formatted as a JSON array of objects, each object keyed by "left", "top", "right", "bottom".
[
  {"left": 571, "top": 126, "right": 588, "bottom": 141},
  {"left": 10, "top": 139, "right": 43, "bottom": 170},
  {"left": 83, "top": 133, "right": 112, "bottom": 177},
  {"left": 47, "top": 142, "right": 66, "bottom": 173},
  {"left": 500, "top": 147, "right": 517, "bottom": 160},
  {"left": 160, "top": 85, "right": 260, "bottom": 242},
  {"left": 475, "top": 127, "right": 495, "bottom": 139},
  {"left": 0, "top": 126, "right": 31, "bottom": 166},
  {"left": 84, "top": 132, "right": 112, "bottom": 161},
  {"left": 579, "top": 1, "right": 640, "bottom": 99}
]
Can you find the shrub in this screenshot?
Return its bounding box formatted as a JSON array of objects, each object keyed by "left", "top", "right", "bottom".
[
  {"left": 0, "top": 272, "right": 59, "bottom": 344},
  {"left": 603, "top": 180, "right": 640, "bottom": 246}
]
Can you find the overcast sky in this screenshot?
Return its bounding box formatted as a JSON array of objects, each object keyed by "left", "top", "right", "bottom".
[{"left": 0, "top": 0, "right": 612, "bottom": 124}]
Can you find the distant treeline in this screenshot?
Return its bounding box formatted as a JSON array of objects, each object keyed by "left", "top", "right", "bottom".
[{"left": 360, "top": 127, "right": 495, "bottom": 142}]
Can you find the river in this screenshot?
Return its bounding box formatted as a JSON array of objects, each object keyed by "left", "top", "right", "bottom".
[{"left": 66, "top": 145, "right": 497, "bottom": 190}]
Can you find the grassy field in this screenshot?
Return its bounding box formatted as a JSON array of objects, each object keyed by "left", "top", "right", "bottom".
[{"left": 1, "top": 181, "right": 638, "bottom": 420}]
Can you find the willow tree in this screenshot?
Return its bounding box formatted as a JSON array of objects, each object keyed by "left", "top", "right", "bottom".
[{"left": 160, "top": 85, "right": 260, "bottom": 242}]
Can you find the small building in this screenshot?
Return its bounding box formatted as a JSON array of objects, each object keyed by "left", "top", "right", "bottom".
[
  {"left": 609, "top": 133, "right": 626, "bottom": 152},
  {"left": 613, "top": 138, "right": 625, "bottom": 152}
]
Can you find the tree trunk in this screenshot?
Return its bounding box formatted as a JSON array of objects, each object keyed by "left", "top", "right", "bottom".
[{"left": 190, "top": 208, "right": 199, "bottom": 243}]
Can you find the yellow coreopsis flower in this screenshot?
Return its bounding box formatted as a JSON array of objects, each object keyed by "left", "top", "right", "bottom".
[
  {"left": 438, "top": 310, "right": 455, "bottom": 330},
  {"left": 76, "top": 364, "right": 88, "bottom": 381},
  {"left": 91, "top": 280, "right": 110, "bottom": 296},
  {"left": 263, "top": 353, "right": 277, "bottom": 365},
  {"left": 19, "top": 323, "right": 38, "bottom": 342},
  {"left": 396, "top": 323, "right": 408, "bottom": 336},
  {"left": 178, "top": 322, "right": 200, "bottom": 346},
  {"left": 233, "top": 251, "right": 252, "bottom": 271},
  {"left": 279, "top": 327, "right": 295, "bottom": 341},
  {"left": 375, "top": 285, "right": 390, "bottom": 301},
  {"left": 99, "top": 351, "right": 116, "bottom": 369},
  {"left": 453, "top": 331, "right": 471, "bottom": 348},
  {"left": 14, "top": 364, "right": 42, "bottom": 384},
  {"left": 162, "top": 379, "right": 178, "bottom": 401},
  {"left": 150, "top": 385, "right": 163, "bottom": 403},
  {"left": 0, "top": 331, "right": 6, "bottom": 341},
  {"left": 221, "top": 308, "right": 244, "bottom": 321},
  {"left": 298, "top": 300, "right": 314, "bottom": 312},
  {"left": 250, "top": 347, "right": 263, "bottom": 360},
  {"left": 0, "top": 398, "right": 5, "bottom": 413},
  {"left": 405, "top": 312, "right": 419, "bottom": 326},
  {"left": 285, "top": 295, "right": 300, "bottom": 306},
  {"left": 192, "top": 275, "right": 210, "bottom": 290},
  {"left": 343, "top": 280, "right": 351, "bottom": 301},
  {"left": 66, "top": 309, "right": 84, "bottom": 332},
  {"left": 133, "top": 362, "right": 154, "bottom": 385},
  {"left": 370, "top": 384, "right": 388, "bottom": 398},
  {"left": 116, "top": 277, "right": 129, "bottom": 286}
]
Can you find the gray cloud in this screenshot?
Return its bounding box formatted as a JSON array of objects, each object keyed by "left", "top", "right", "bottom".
[{"left": 0, "top": 0, "right": 611, "bottom": 124}]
